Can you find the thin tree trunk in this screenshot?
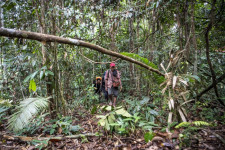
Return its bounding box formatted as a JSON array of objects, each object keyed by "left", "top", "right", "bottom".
[
  {"left": 176, "top": 4, "right": 183, "bottom": 51},
  {"left": 191, "top": 0, "right": 198, "bottom": 75},
  {"left": 184, "top": 0, "right": 190, "bottom": 73},
  {"left": 205, "top": 0, "right": 224, "bottom": 106},
  {"left": 0, "top": 6, "right": 3, "bottom": 97},
  {"left": 129, "top": 11, "right": 134, "bottom": 91}
]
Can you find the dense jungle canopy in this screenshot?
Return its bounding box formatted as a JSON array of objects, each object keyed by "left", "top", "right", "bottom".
[{"left": 0, "top": 0, "right": 225, "bottom": 149}]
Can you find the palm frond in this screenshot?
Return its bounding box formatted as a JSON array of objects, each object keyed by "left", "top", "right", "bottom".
[
  {"left": 120, "top": 52, "right": 165, "bottom": 84},
  {"left": 7, "top": 97, "right": 50, "bottom": 131}
]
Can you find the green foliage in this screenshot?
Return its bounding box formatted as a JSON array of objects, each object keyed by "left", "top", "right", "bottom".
[
  {"left": 75, "top": 86, "right": 100, "bottom": 109},
  {"left": 43, "top": 116, "right": 81, "bottom": 135},
  {"left": 97, "top": 105, "right": 158, "bottom": 135},
  {"left": 120, "top": 52, "right": 165, "bottom": 84},
  {"left": 96, "top": 106, "right": 137, "bottom": 134},
  {"left": 0, "top": 99, "right": 13, "bottom": 107},
  {"left": 177, "top": 121, "right": 210, "bottom": 148},
  {"left": 144, "top": 131, "right": 155, "bottom": 142},
  {"left": 29, "top": 79, "right": 37, "bottom": 92},
  {"left": 31, "top": 139, "right": 49, "bottom": 150},
  {"left": 175, "top": 122, "right": 191, "bottom": 129},
  {"left": 8, "top": 97, "right": 50, "bottom": 131},
  {"left": 192, "top": 121, "right": 210, "bottom": 127},
  {"left": 15, "top": 113, "right": 81, "bottom": 136},
  {"left": 175, "top": 121, "right": 210, "bottom": 129},
  {"left": 125, "top": 97, "right": 158, "bottom": 122}
]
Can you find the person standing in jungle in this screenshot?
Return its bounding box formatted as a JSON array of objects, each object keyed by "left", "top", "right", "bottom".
[{"left": 105, "top": 63, "right": 122, "bottom": 107}]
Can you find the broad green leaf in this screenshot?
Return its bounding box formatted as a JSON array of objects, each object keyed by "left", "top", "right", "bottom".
[
  {"left": 98, "top": 118, "right": 106, "bottom": 126},
  {"left": 41, "top": 66, "right": 47, "bottom": 70},
  {"left": 50, "top": 128, "right": 55, "bottom": 134},
  {"left": 144, "top": 131, "right": 155, "bottom": 142},
  {"left": 108, "top": 114, "right": 115, "bottom": 124},
  {"left": 24, "top": 74, "right": 33, "bottom": 82},
  {"left": 115, "top": 108, "right": 132, "bottom": 117},
  {"left": 105, "top": 120, "right": 110, "bottom": 130},
  {"left": 109, "top": 123, "right": 120, "bottom": 126},
  {"left": 190, "top": 75, "right": 201, "bottom": 82},
  {"left": 140, "top": 97, "right": 150, "bottom": 105},
  {"left": 96, "top": 115, "right": 107, "bottom": 119},
  {"left": 23, "top": 45, "right": 27, "bottom": 50},
  {"left": 70, "top": 125, "right": 81, "bottom": 132},
  {"left": 29, "top": 79, "right": 37, "bottom": 92},
  {"left": 149, "top": 110, "right": 158, "bottom": 115},
  {"left": 105, "top": 106, "right": 112, "bottom": 111},
  {"left": 31, "top": 71, "right": 38, "bottom": 79},
  {"left": 45, "top": 70, "right": 54, "bottom": 76},
  {"left": 40, "top": 71, "right": 44, "bottom": 79}
]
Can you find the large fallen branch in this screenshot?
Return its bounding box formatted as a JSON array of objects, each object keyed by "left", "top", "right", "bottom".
[
  {"left": 0, "top": 27, "right": 164, "bottom": 76},
  {"left": 2, "top": 133, "right": 98, "bottom": 142},
  {"left": 197, "top": 72, "right": 225, "bottom": 100}
]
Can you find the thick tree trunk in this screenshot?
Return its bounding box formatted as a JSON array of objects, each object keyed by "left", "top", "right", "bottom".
[
  {"left": 0, "top": 28, "right": 164, "bottom": 76},
  {"left": 38, "top": 0, "right": 54, "bottom": 114}
]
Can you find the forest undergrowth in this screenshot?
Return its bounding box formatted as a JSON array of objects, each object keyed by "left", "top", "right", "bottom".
[{"left": 0, "top": 93, "right": 225, "bottom": 150}]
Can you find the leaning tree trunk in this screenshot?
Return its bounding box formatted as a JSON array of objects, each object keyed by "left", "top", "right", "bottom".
[{"left": 0, "top": 28, "right": 165, "bottom": 77}]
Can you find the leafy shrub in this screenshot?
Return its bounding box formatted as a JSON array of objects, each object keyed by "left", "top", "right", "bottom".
[{"left": 96, "top": 105, "right": 158, "bottom": 135}]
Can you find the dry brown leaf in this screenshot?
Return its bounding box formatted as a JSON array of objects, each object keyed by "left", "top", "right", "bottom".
[
  {"left": 168, "top": 112, "right": 173, "bottom": 124},
  {"left": 21, "top": 147, "right": 27, "bottom": 150},
  {"left": 146, "top": 0, "right": 153, "bottom": 6},
  {"left": 146, "top": 146, "right": 159, "bottom": 150},
  {"left": 151, "top": 136, "right": 164, "bottom": 142},
  {"left": 168, "top": 100, "right": 172, "bottom": 110},
  {"left": 172, "top": 76, "right": 177, "bottom": 89},
  {"left": 178, "top": 109, "right": 187, "bottom": 122},
  {"left": 18, "top": 136, "right": 33, "bottom": 142},
  {"left": 170, "top": 98, "right": 174, "bottom": 109},
  {"left": 58, "top": 127, "right": 63, "bottom": 134}
]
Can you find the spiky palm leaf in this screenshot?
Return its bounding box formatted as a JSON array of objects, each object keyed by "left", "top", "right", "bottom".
[{"left": 8, "top": 97, "right": 50, "bottom": 131}]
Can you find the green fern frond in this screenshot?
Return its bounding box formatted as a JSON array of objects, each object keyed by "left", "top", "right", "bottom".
[
  {"left": 120, "top": 52, "right": 165, "bottom": 83},
  {"left": 175, "top": 122, "right": 191, "bottom": 128},
  {"left": 175, "top": 121, "right": 210, "bottom": 129},
  {"left": 7, "top": 97, "right": 50, "bottom": 131},
  {"left": 193, "top": 121, "right": 210, "bottom": 126}
]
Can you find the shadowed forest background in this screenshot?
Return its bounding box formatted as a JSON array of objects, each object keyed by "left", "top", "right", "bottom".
[{"left": 0, "top": 0, "right": 225, "bottom": 149}]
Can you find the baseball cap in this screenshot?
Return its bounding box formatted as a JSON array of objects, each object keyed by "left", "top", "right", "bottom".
[{"left": 110, "top": 63, "right": 116, "bottom": 67}]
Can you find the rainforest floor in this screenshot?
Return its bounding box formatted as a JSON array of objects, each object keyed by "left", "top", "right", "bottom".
[{"left": 0, "top": 105, "right": 225, "bottom": 150}]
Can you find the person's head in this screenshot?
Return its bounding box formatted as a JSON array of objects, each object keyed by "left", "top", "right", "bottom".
[
  {"left": 110, "top": 63, "right": 116, "bottom": 71},
  {"left": 96, "top": 77, "right": 102, "bottom": 84},
  {"left": 97, "top": 79, "right": 101, "bottom": 84}
]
